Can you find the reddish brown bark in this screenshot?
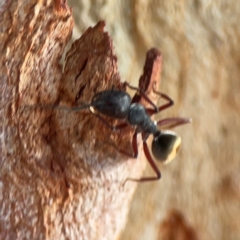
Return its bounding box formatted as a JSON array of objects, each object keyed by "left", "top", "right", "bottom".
[{"left": 0, "top": 1, "right": 163, "bottom": 239}]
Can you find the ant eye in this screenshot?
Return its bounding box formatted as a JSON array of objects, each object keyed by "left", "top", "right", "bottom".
[{"left": 151, "top": 131, "right": 181, "bottom": 164}]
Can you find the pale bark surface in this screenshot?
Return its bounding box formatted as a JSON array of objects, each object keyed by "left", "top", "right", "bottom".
[
  {"left": 0, "top": 1, "right": 163, "bottom": 239},
  {"left": 68, "top": 1, "right": 240, "bottom": 240}
]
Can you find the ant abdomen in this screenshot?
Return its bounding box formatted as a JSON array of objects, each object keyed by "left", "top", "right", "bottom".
[{"left": 151, "top": 131, "right": 181, "bottom": 164}]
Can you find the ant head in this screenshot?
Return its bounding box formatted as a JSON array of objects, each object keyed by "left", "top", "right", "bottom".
[{"left": 151, "top": 130, "right": 181, "bottom": 164}]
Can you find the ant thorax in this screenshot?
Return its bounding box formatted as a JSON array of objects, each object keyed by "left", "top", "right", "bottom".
[
  {"left": 92, "top": 90, "right": 131, "bottom": 119},
  {"left": 127, "top": 103, "right": 157, "bottom": 134}
]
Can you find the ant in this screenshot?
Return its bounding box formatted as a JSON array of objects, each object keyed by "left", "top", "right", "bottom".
[{"left": 34, "top": 81, "right": 191, "bottom": 182}]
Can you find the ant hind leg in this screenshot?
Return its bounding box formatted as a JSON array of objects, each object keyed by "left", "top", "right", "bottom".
[
  {"left": 124, "top": 134, "right": 161, "bottom": 184},
  {"left": 157, "top": 117, "right": 192, "bottom": 129},
  {"left": 109, "top": 132, "right": 138, "bottom": 158}
]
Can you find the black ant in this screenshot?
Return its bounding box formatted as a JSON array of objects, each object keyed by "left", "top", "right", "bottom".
[{"left": 33, "top": 82, "right": 191, "bottom": 182}]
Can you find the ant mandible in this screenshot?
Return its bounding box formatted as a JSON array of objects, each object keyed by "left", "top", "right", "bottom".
[{"left": 41, "top": 81, "right": 191, "bottom": 183}]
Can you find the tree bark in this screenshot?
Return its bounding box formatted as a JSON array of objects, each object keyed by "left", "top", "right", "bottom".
[
  {"left": 0, "top": 1, "right": 163, "bottom": 239},
  {"left": 66, "top": 1, "right": 240, "bottom": 240}
]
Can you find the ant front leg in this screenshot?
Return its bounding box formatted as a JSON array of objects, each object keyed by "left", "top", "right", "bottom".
[{"left": 125, "top": 133, "right": 161, "bottom": 183}]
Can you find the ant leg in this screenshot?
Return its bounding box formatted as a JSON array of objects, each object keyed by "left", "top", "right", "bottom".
[
  {"left": 89, "top": 108, "right": 128, "bottom": 131},
  {"left": 110, "top": 132, "right": 138, "bottom": 158},
  {"left": 124, "top": 82, "right": 158, "bottom": 111},
  {"left": 146, "top": 91, "right": 174, "bottom": 116},
  {"left": 157, "top": 117, "right": 192, "bottom": 129},
  {"left": 124, "top": 82, "right": 174, "bottom": 116},
  {"left": 125, "top": 136, "right": 161, "bottom": 183}
]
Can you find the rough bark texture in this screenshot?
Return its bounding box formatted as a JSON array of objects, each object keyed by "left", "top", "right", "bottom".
[
  {"left": 67, "top": 1, "right": 240, "bottom": 240},
  {"left": 1, "top": 1, "right": 163, "bottom": 239}
]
